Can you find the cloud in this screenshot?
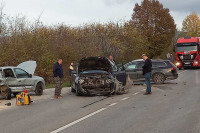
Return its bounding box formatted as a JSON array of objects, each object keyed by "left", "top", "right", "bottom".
[
  {"left": 158, "top": 0, "right": 200, "bottom": 29},
  {"left": 103, "top": 0, "right": 136, "bottom": 6},
  {"left": 1, "top": 0, "right": 199, "bottom": 30},
  {"left": 160, "top": 0, "right": 200, "bottom": 13}
]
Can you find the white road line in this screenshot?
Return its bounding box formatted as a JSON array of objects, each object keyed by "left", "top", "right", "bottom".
[
  {"left": 108, "top": 102, "right": 118, "bottom": 107},
  {"left": 142, "top": 89, "right": 146, "bottom": 91},
  {"left": 120, "top": 97, "right": 129, "bottom": 101},
  {"left": 133, "top": 92, "right": 139, "bottom": 95},
  {"left": 50, "top": 108, "right": 107, "bottom": 133},
  {"left": 178, "top": 70, "right": 187, "bottom": 74}
]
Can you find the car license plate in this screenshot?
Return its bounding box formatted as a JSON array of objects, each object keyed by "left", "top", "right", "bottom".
[{"left": 185, "top": 62, "right": 190, "bottom": 64}]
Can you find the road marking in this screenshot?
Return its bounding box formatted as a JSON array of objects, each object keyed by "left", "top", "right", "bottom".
[
  {"left": 120, "top": 97, "right": 129, "bottom": 101},
  {"left": 133, "top": 92, "right": 139, "bottom": 95},
  {"left": 108, "top": 102, "right": 118, "bottom": 107},
  {"left": 50, "top": 108, "right": 107, "bottom": 133},
  {"left": 178, "top": 70, "right": 187, "bottom": 74},
  {"left": 51, "top": 89, "right": 148, "bottom": 133}
]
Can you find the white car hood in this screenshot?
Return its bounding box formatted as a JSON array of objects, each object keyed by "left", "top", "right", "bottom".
[{"left": 17, "top": 61, "right": 37, "bottom": 75}]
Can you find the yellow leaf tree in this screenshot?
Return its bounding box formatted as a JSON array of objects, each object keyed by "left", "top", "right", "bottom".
[{"left": 182, "top": 13, "right": 200, "bottom": 36}]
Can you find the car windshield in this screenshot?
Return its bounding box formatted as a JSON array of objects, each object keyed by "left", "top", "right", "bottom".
[{"left": 177, "top": 43, "right": 197, "bottom": 52}]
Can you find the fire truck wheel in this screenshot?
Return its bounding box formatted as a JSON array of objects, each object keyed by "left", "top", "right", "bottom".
[{"left": 179, "top": 67, "right": 183, "bottom": 70}]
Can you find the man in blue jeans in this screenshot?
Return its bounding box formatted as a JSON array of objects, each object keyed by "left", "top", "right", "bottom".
[{"left": 142, "top": 54, "right": 152, "bottom": 95}]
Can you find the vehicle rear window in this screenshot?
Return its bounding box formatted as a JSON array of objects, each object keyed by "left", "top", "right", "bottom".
[{"left": 152, "top": 62, "right": 166, "bottom": 68}]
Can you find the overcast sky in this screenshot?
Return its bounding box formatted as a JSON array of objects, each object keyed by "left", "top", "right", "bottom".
[{"left": 1, "top": 0, "right": 200, "bottom": 30}]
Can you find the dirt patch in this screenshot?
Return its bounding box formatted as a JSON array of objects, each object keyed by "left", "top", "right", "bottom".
[{"left": 0, "top": 87, "right": 71, "bottom": 111}]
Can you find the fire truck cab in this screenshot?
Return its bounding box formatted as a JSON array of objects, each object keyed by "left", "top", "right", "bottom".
[{"left": 175, "top": 37, "right": 200, "bottom": 69}]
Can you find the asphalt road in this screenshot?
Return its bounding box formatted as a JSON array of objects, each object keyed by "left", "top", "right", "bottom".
[{"left": 0, "top": 69, "right": 200, "bottom": 133}]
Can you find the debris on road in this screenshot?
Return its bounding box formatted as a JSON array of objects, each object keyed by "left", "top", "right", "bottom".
[{"left": 5, "top": 102, "right": 11, "bottom": 106}]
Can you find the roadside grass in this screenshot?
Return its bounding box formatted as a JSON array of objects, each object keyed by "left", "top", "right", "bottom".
[{"left": 46, "top": 82, "right": 71, "bottom": 89}]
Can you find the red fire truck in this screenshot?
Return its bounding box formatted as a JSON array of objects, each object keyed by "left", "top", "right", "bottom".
[{"left": 175, "top": 36, "right": 200, "bottom": 69}]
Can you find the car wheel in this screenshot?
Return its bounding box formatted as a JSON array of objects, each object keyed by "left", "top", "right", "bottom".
[
  {"left": 153, "top": 73, "right": 165, "bottom": 84},
  {"left": 2, "top": 86, "right": 12, "bottom": 100},
  {"left": 75, "top": 85, "right": 81, "bottom": 96},
  {"left": 71, "top": 84, "right": 76, "bottom": 93},
  {"left": 13, "top": 92, "right": 19, "bottom": 97},
  {"left": 35, "top": 82, "right": 44, "bottom": 96},
  {"left": 71, "top": 87, "right": 76, "bottom": 93}
]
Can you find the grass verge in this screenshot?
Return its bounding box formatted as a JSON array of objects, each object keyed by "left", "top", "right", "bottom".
[{"left": 46, "top": 82, "right": 71, "bottom": 89}]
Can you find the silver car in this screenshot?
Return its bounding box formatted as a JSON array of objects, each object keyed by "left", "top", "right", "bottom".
[
  {"left": 124, "top": 59, "right": 178, "bottom": 84},
  {"left": 0, "top": 61, "right": 46, "bottom": 97}
]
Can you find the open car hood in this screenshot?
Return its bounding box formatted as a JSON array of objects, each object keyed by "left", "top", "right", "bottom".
[
  {"left": 78, "top": 57, "right": 112, "bottom": 73},
  {"left": 17, "top": 61, "right": 37, "bottom": 75}
]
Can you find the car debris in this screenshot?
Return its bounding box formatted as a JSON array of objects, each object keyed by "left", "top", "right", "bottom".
[{"left": 5, "top": 102, "right": 11, "bottom": 106}]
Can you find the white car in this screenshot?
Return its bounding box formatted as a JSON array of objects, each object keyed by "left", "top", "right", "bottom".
[{"left": 0, "top": 61, "right": 46, "bottom": 97}]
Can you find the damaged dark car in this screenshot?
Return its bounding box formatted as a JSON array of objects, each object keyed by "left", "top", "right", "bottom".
[{"left": 71, "top": 57, "right": 130, "bottom": 96}]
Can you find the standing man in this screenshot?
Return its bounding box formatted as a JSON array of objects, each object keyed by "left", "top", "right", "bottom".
[
  {"left": 69, "top": 62, "right": 74, "bottom": 86},
  {"left": 69, "top": 62, "right": 74, "bottom": 76},
  {"left": 142, "top": 54, "right": 152, "bottom": 95},
  {"left": 53, "top": 59, "right": 63, "bottom": 98},
  {"left": 108, "top": 55, "right": 115, "bottom": 64}
]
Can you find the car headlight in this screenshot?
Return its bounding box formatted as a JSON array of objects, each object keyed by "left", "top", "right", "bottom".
[
  {"left": 79, "top": 79, "right": 85, "bottom": 85},
  {"left": 194, "top": 61, "right": 198, "bottom": 64},
  {"left": 106, "top": 79, "right": 112, "bottom": 84},
  {"left": 175, "top": 62, "right": 181, "bottom": 67}
]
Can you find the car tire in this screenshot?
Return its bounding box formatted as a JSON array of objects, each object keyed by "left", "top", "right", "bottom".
[
  {"left": 4, "top": 87, "right": 11, "bottom": 100},
  {"left": 35, "top": 82, "right": 44, "bottom": 96},
  {"left": 75, "top": 85, "right": 81, "bottom": 96},
  {"left": 13, "top": 92, "right": 19, "bottom": 97},
  {"left": 71, "top": 84, "right": 76, "bottom": 93},
  {"left": 153, "top": 73, "right": 165, "bottom": 84},
  {"left": 71, "top": 87, "right": 76, "bottom": 93}
]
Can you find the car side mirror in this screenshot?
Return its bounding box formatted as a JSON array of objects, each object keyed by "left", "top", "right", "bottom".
[
  {"left": 28, "top": 74, "right": 32, "bottom": 78},
  {"left": 120, "top": 66, "right": 125, "bottom": 71}
]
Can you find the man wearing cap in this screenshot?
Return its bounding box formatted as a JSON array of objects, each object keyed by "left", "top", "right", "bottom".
[{"left": 142, "top": 54, "right": 152, "bottom": 95}]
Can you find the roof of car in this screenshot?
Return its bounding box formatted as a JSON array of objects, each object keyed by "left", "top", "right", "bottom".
[
  {"left": 124, "top": 59, "right": 171, "bottom": 66},
  {"left": 133, "top": 59, "right": 169, "bottom": 62},
  {"left": 0, "top": 66, "right": 17, "bottom": 69}
]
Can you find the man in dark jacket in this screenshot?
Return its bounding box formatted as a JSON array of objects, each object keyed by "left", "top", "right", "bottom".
[
  {"left": 53, "top": 59, "right": 63, "bottom": 98},
  {"left": 142, "top": 54, "right": 152, "bottom": 95}
]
